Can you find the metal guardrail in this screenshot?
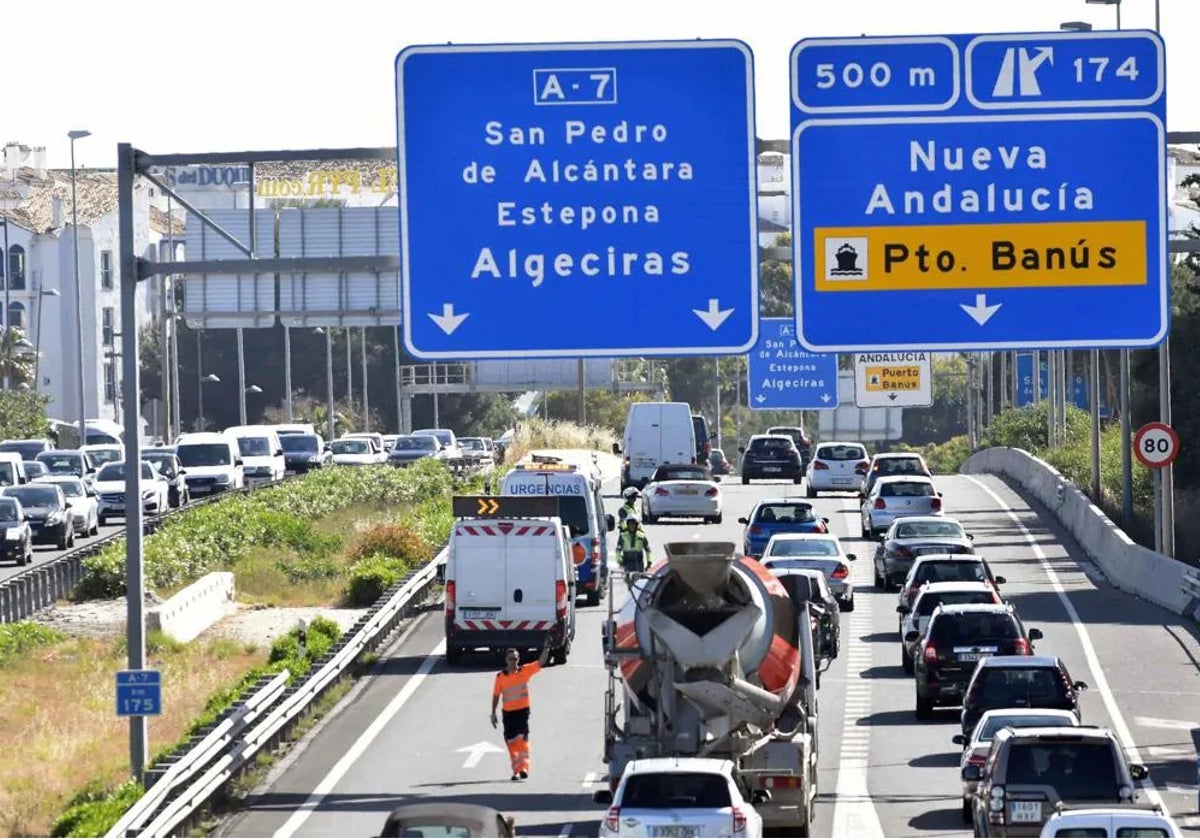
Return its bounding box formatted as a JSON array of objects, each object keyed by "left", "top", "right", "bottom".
[
  {"left": 108, "top": 548, "right": 446, "bottom": 838},
  {"left": 1181, "top": 569, "right": 1200, "bottom": 600}
]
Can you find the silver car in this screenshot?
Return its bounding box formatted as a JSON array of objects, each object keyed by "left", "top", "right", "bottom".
[
  {"left": 761, "top": 533, "right": 857, "bottom": 611},
  {"left": 860, "top": 474, "right": 942, "bottom": 538}
]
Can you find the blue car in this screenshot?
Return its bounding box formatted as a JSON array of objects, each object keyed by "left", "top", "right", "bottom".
[{"left": 738, "top": 498, "right": 830, "bottom": 558}]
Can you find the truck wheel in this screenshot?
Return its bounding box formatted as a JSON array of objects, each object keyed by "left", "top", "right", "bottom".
[
  {"left": 585, "top": 589, "right": 601, "bottom": 607},
  {"left": 741, "top": 475, "right": 749, "bottom": 485},
  {"left": 915, "top": 695, "right": 933, "bottom": 720},
  {"left": 551, "top": 637, "right": 571, "bottom": 665},
  {"left": 445, "top": 647, "right": 464, "bottom": 666},
  {"left": 901, "top": 646, "right": 914, "bottom": 674},
  {"left": 643, "top": 512, "right": 657, "bottom": 525},
  {"left": 806, "top": 484, "right": 817, "bottom": 498},
  {"left": 961, "top": 797, "right": 973, "bottom": 824}
]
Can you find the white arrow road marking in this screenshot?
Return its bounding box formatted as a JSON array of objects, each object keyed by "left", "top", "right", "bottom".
[
  {"left": 961, "top": 293, "right": 1002, "bottom": 326},
  {"left": 1137, "top": 716, "right": 1200, "bottom": 731},
  {"left": 428, "top": 303, "right": 469, "bottom": 335},
  {"left": 693, "top": 298, "right": 734, "bottom": 331},
  {"left": 456, "top": 740, "right": 504, "bottom": 768}
]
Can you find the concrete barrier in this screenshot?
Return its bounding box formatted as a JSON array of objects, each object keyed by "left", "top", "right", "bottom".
[
  {"left": 147, "top": 572, "right": 237, "bottom": 643},
  {"left": 961, "top": 447, "right": 1193, "bottom": 615}
]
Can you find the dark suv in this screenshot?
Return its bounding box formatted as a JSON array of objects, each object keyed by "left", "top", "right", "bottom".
[
  {"left": 913, "top": 604, "right": 1043, "bottom": 719},
  {"left": 739, "top": 435, "right": 803, "bottom": 484},
  {"left": 961, "top": 656, "right": 1088, "bottom": 738},
  {"left": 963, "top": 726, "right": 1146, "bottom": 837},
  {"left": 766, "top": 426, "right": 812, "bottom": 469},
  {"left": 692, "top": 415, "right": 713, "bottom": 464}
]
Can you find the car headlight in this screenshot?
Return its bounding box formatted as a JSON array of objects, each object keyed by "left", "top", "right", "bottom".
[
  {"left": 142, "top": 489, "right": 155, "bottom": 499},
  {"left": 45, "top": 512, "right": 62, "bottom": 524},
  {"left": 214, "top": 475, "right": 232, "bottom": 485}
]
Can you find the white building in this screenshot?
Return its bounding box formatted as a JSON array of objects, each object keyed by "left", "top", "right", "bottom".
[
  {"left": 0, "top": 142, "right": 179, "bottom": 427},
  {"left": 1168, "top": 146, "right": 1200, "bottom": 238}
]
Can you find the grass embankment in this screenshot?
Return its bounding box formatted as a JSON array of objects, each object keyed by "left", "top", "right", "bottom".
[{"left": 504, "top": 418, "right": 618, "bottom": 466}]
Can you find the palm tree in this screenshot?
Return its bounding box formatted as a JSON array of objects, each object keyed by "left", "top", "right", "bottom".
[{"left": 0, "top": 327, "right": 36, "bottom": 388}]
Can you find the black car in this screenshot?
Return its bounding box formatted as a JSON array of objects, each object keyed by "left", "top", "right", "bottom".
[
  {"left": 773, "top": 566, "right": 840, "bottom": 664},
  {"left": 739, "top": 435, "right": 803, "bottom": 484},
  {"left": 911, "top": 603, "right": 1043, "bottom": 719},
  {"left": 692, "top": 414, "right": 714, "bottom": 464},
  {"left": 142, "top": 449, "right": 190, "bottom": 508},
  {"left": 2, "top": 484, "right": 74, "bottom": 550},
  {"left": 766, "top": 425, "right": 812, "bottom": 469},
  {"left": 874, "top": 516, "right": 975, "bottom": 590},
  {"left": 280, "top": 434, "right": 330, "bottom": 474},
  {"left": 960, "top": 655, "right": 1088, "bottom": 738},
  {"left": 0, "top": 496, "right": 32, "bottom": 565}
]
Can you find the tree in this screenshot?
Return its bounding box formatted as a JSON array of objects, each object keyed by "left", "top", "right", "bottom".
[
  {"left": 139, "top": 323, "right": 162, "bottom": 401},
  {"left": 0, "top": 328, "right": 35, "bottom": 387},
  {"left": 0, "top": 390, "right": 50, "bottom": 440},
  {"left": 760, "top": 232, "right": 792, "bottom": 317},
  {"left": 896, "top": 355, "right": 969, "bottom": 445},
  {"left": 545, "top": 389, "right": 651, "bottom": 433}
]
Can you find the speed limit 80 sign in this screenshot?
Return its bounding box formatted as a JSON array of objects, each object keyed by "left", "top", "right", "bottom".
[{"left": 1134, "top": 422, "right": 1180, "bottom": 469}]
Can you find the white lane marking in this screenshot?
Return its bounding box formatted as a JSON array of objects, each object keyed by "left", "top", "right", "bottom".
[
  {"left": 455, "top": 740, "right": 504, "bottom": 768},
  {"left": 273, "top": 639, "right": 446, "bottom": 838},
  {"left": 831, "top": 503, "right": 885, "bottom": 839},
  {"left": 960, "top": 476, "right": 1167, "bottom": 814},
  {"left": 558, "top": 823, "right": 574, "bottom": 837},
  {"left": 1148, "top": 746, "right": 1195, "bottom": 759},
  {"left": 1137, "top": 716, "right": 1200, "bottom": 731}
]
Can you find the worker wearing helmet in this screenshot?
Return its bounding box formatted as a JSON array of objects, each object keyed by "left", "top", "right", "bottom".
[
  {"left": 617, "top": 514, "right": 651, "bottom": 577},
  {"left": 618, "top": 487, "right": 640, "bottom": 524}
]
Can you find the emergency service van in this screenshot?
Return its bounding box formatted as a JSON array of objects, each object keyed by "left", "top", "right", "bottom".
[
  {"left": 615, "top": 401, "right": 697, "bottom": 490},
  {"left": 499, "top": 455, "right": 614, "bottom": 606},
  {"left": 443, "top": 495, "right": 576, "bottom": 666}
]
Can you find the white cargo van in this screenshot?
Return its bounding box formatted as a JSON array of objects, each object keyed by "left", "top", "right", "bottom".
[
  {"left": 174, "top": 432, "right": 244, "bottom": 497},
  {"left": 443, "top": 495, "right": 576, "bottom": 666},
  {"left": 500, "top": 455, "right": 614, "bottom": 605},
  {"left": 616, "top": 401, "right": 697, "bottom": 490},
  {"left": 223, "top": 425, "right": 286, "bottom": 485}
]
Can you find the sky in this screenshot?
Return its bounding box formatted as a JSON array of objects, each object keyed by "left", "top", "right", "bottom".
[{"left": 15, "top": 0, "right": 1198, "bottom": 171}]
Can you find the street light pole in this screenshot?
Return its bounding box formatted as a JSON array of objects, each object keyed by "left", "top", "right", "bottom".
[
  {"left": 33, "top": 289, "right": 60, "bottom": 390},
  {"left": 360, "top": 326, "right": 369, "bottom": 433},
  {"left": 284, "top": 325, "right": 293, "bottom": 423},
  {"left": 324, "top": 328, "right": 335, "bottom": 441},
  {"left": 236, "top": 327, "right": 247, "bottom": 426},
  {"left": 69, "top": 130, "right": 91, "bottom": 446},
  {"left": 1, "top": 213, "right": 8, "bottom": 390}
]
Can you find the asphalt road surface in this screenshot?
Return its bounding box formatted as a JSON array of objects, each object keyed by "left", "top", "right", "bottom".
[
  {"left": 218, "top": 471, "right": 1200, "bottom": 838},
  {"left": 0, "top": 520, "right": 125, "bottom": 585}
]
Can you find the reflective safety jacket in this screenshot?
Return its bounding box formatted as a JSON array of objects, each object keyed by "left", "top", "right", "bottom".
[
  {"left": 493, "top": 662, "right": 542, "bottom": 712},
  {"left": 617, "top": 502, "right": 638, "bottom": 522},
  {"left": 617, "top": 528, "right": 650, "bottom": 558}
]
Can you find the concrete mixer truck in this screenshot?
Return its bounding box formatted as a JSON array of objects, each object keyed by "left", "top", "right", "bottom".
[{"left": 600, "top": 541, "right": 820, "bottom": 835}]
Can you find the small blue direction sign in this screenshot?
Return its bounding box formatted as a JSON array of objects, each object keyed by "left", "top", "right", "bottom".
[
  {"left": 791, "top": 31, "right": 1166, "bottom": 352},
  {"left": 748, "top": 318, "right": 839, "bottom": 410},
  {"left": 1015, "top": 352, "right": 1047, "bottom": 407},
  {"left": 116, "top": 670, "right": 162, "bottom": 717},
  {"left": 396, "top": 40, "right": 760, "bottom": 359}
]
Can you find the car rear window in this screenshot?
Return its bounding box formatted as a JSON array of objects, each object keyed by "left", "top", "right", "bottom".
[
  {"left": 817, "top": 445, "right": 866, "bottom": 460},
  {"left": 768, "top": 539, "right": 839, "bottom": 558},
  {"left": 880, "top": 481, "right": 935, "bottom": 497},
  {"left": 915, "top": 590, "right": 997, "bottom": 616},
  {"left": 978, "top": 713, "right": 1078, "bottom": 741},
  {"left": 896, "top": 521, "right": 965, "bottom": 539},
  {"left": 1003, "top": 741, "right": 1119, "bottom": 799},
  {"left": 621, "top": 772, "right": 732, "bottom": 809},
  {"left": 750, "top": 437, "right": 794, "bottom": 452},
  {"left": 930, "top": 612, "right": 1019, "bottom": 644},
  {"left": 755, "top": 504, "right": 816, "bottom": 523},
  {"left": 914, "top": 561, "right": 988, "bottom": 585},
  {"left": 976, "top": 667, "right": 1068, "bottom": 706},
  {"left": 877, "top": 457, "right": 927, "bottom": 474},
  {"left": 655, "top": 467, "right": 708, "bottom": 482}
]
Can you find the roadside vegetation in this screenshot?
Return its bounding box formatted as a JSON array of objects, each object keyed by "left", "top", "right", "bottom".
[{"left": 503, "top": 418, "right": 618, "bottom": 466}]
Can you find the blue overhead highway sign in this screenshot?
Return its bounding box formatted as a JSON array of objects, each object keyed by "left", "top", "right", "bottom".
[
  {"left": 116, "top": 670, "right": 161, "bottom": 718},
  {"left": 790, "top": 31, "right": 1166, "bottom": 353},
  {"left": 748, "top": 318, "right": 839, "bottom": 411},
  {"left": 396, "top": 40, "right": 760, "bottom": 359}
]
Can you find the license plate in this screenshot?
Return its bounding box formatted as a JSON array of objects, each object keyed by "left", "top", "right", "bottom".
[
  {"left": 832, "top": 477, "right": 854, "bottom": 484},
  {"left": 462, "top": 609, "right": 499, "bottom": 619},
  {"left": 1010, "top": 801, "right": 1042, "bottom": 823},
  {"left": 956, "top": 652, "right": 986, "bottom": 662},
  {"left": 677, "top": 489, "right": 699, "bottom": 495},
  {"left": 763, "top": 466, "right": 782, "bottom": 473},
  {"left": 652, "top": 827, "right": 698, "bottom": 838}
]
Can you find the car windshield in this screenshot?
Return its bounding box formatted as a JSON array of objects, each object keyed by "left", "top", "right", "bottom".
[
  {"left": 48, "top": 480, "right": 86, "bottom": 498},
  {"left": 750, "top": 437, "right": 794, "bottom": 452},
  {"left": 915, "top": 561, "right": 988, "bottom": 584},
  {"left": 767, "top": 539, "right": 838, "bottom": 558},
  {"left": 143, "top": 455, "right": 176, "bottom": 476},
  {"left": 97, "top": 463, "right": 155, "bottom": 482},
  {"left": 461, "top": 439, "right": 485, "bottom": 450},
  {"left": 177, "top": 443, "right": 232, "bottom": 467},
  {"left": 754, "top": 504, "right": 816, "bottom": 524},
  {"left": 620, "top": 772, "right": 732, "bottom": 809},
  {"left": 5, "top": 486, "right": 60, "bottom": 508},
  {"left": 0, "top": 463, "right": 13, "bottom": 485},
  {"left": 332, "top": 439, "right": 370, "bottom": 455},
  {"left": 978, "top": 713, "right": 1077, "bottom": 741},
  {"left": 38, "top": 454, "right": 82, "bottom": 475},
  {"left": 1003, "top": 742, "right": 1119, "bottom": 800},
  {"left": 280, "top": 435, "right": 320, "bottom": 453},
  {"left": 21, "top": 463, "right": 44, "bottom": 478},
  {"left": 0, "top": 499, "right": 18, "bottom": 519},
  {"left": 916, "top": 590, "right": 997, "bottom": 616},
  {"left": 654, "top": 467, "right": 708, "bottom": 482},
  {"left": 237, "top": 436, "right": 272, "bottom": 457},
  {"left": 394, "top": 437, "right": 438, "bottom": 452},
  {"left": 896, "top": 521, "right": 965, "bottom": 539},
  {"left": 0, "top": 441, "right": 46, "bottom": 460},
  {"left": 976, "top": 667, "right": 1069, "bottom": 707},
  {"left": 86, "top": 448, "right": 123, "bottom": 466},
  {"left": 931, "top": 612, "right": 1019, "bottom": 643},
  {"left": 880, "top": 481, "right": 936, "bottom": 497},
  {"left": 413, "top": 429, "right": 452, "bottom": 447},
  {"left": 817, "top": 444, "right": 866, "bottom": 460}
]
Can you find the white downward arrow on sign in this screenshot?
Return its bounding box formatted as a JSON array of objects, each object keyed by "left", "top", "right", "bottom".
[
  {"left": 821, "top": 393, "right": 832, "bottom": 404},
  {"left": 960, "top": 294, "right": 1002, "bottom": 326},
  {"left": 693, "top": 299, "right": 734, "bottom": 331},
  {"left": 755, "top": 394, "right": 766, "bottom": 404},
  {"left": 455, "top": 740, "right": 503, "bottom": 768},
  {"left": 429, "top": 303, "right": 469, "bottom": 335}
]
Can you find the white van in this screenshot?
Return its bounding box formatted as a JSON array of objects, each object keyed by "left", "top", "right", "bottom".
[
  {"left": 616, "top": 401, "right": 697, "bottom": 490},
  {"left": 0, "top": 452, "right": 27, "bottom": 487},
  {"left": 224, "top": 425, "right": 286, "bottom": 485},
  {"left": 500, "top": 455, "right": 614, "bottom": 605},
  {"left": 273, "top": 423, "right": 317, "bottom": 437},
  {"left": 174, "top": 432, "right": 244, "bottom": 497},
  {"left": 443, "top": 495, "right": 576, "bottom": 666}
]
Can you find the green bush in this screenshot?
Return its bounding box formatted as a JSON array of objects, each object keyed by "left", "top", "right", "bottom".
[
  {"left": 50, "top": 778, "right": 143, "bottom": 838},
  {"left": 0, "top": 622, "right": 65, "bottom": 667},
  {"left": 346, "top": 553, "right": 414, "bottom": 607}
]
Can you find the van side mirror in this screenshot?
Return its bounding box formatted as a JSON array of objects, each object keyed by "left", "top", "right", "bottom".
[
  {"left": 714, "top": 476, "right": 721, "bottom": 483},
  {"left": 993, "top": 576, "right": 1007, "bottom": 585},
  {"left": 896, "top": 605, "right": 910, "bottom": 615},
  {"left": 751, "top": 789, "right": 772, "bottom": 806},
  {"left": 611, "top": 443, "right": 621, "bottom": 455},
  {"left": 737, "top": 517, "right": 748, "bottom": 525},
  {"left": 846, "top": 553, "right": 856, "bottom": 561},
  {"left": 275, "top": 449, "right": 283, "bottom": 456},
  {"left": 1029, "top": 628, "right": 1043, "bottom": 641},
  {"left": 605, "top": 514, "right": 615, "bottom": 532},
  {"left": 905, "top": 630, "right": 919, "bottom": 642},
  {"left": 952, "top": 734, "right": 967, "bottom": 746},
  {"left": 436, "top": 563, "right": 446, "bottom": 585},
  {"left": 592, "top": 790, "right": 613, "bottom": 805},
  {"left": 1073, "top": 680, "right": 1089, "bottom": 691},
  {"left": 737, "top": 446, "right": 745, "bottom": 454},
  {"left": 858, "top": 492, "right": 866, "bottom": 499},
  {"left": 967, "top": 533, "right": 975, "bottom": 541},
  {"left": 961, "top": 765, "right": 983, "bottom": 782},
  {"left": 1130, "top": 764, "right": 1148, "bottom": 781}
]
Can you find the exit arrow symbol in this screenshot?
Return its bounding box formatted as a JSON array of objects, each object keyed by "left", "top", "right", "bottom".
[
  {"left": 820, "top": 393, "right": 832, "bottom": 404},
  {"left": 455, "top": 740, "right": 503, "bottom": 768},
  {"left": 960, "top": 293, "right": 1002, "bottom": 326},
  {"left": 888, "top": 393, "right": 898, "bottom": 401},
  {"left": 755, "top": 394, "right": 766, "bottom": 404},
  {"left": 476, "top": 498, "right": 499, "bottom": 514},
  {"left": 693, "top": 299, "right": 734, "bottom": 331},
  {"left": 429, "top": 303, "right": 469, "bottom": 335}
]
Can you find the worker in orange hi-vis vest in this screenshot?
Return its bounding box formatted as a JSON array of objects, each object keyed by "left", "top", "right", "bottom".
[{"left": 490, "top": 641, "right": 551, "bottom": 781}]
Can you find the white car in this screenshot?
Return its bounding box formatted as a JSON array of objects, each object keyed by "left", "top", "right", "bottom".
[
  {"left": 1040, "top": 806, "right": 1181, "bottom": 837},
  {"left": 804, "top": 441, "right": 870, "bottom": 497},
  {"left": 952, "top": 707, "right": 1082, "bottom": 824},
  {"left": 35, "top": 476, "right": 99, "bottom": 537},
  {"left": 93, "top": 460, "right": 171, "bottom": 525},
  {"left": 897, "top": 581, "right": 1003, "bottom": 672},
  {"left": 341, "top": 432, "right": 386, "bottom": 454},
  {"left": 761, "top": 533, "right": 856, "bottom": 610},
  {"left": 640, "top": 463, "right": 723, "bottom": 524},
  {"left": 80, "top": 444, "right": 124, "bottom": 469},
  {"left": 594, "top": 757, "right": 766, "bottom": 838},
  {"left": 329, "top": 437, "right": 387, "bottom": 466},
  {"left": 860, "top": 475, "right": 943, "bottom": 538}
]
